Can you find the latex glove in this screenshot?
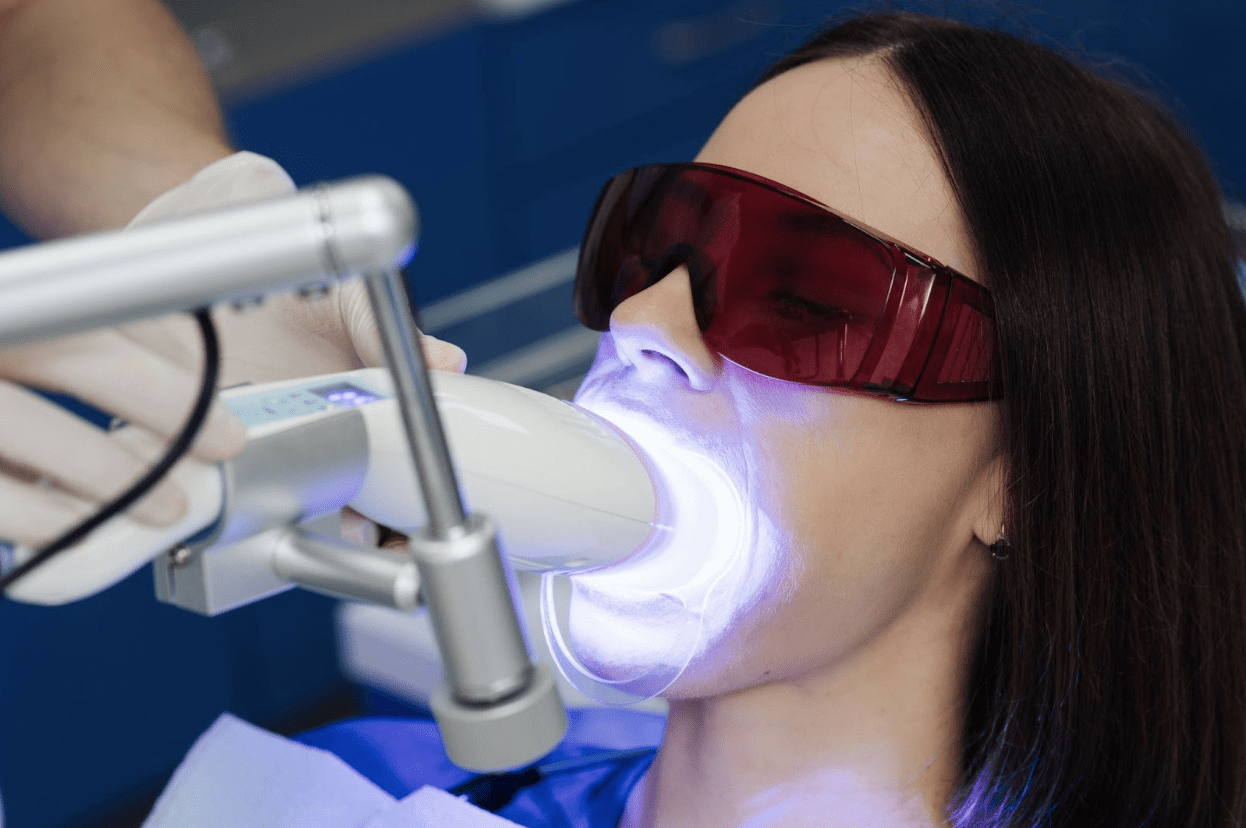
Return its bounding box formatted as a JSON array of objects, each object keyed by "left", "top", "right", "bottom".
[
  {"left": 125, "top": 152, "right": 466, "bottom": 402},
  {"left": 125, "top": 152, "right": 466, "bottom": 386},
  {"left": 0, "top": 299, "right": 247, "bottom": 548}
]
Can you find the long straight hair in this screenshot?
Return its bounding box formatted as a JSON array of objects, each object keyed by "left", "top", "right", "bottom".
[{"left": 761, "top": 13, "right": 1246, "bottom": 827}]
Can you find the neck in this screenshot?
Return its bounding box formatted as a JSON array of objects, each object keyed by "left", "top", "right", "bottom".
[{"left": 621, "top": 577, "right": 985, "bottom": 828}]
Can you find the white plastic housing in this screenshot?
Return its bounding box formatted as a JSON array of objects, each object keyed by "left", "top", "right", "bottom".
[
  {"left": 6, "top": 369, "right": 659, "bottom": 605},
  {"left": 352, "top": 369, "right": 657, "bottom": 571}
]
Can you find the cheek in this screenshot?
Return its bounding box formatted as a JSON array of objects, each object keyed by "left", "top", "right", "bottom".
[
  {"left": 692, "top": 380, "right": 969, "bottom": 685},
  {"left": 765, "top": 422, "right": 925, "bottom": 661}
]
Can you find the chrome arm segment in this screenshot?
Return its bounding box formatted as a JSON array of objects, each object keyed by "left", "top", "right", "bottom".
[
  {"left": 0, "top": 177, "right": 415, "bottom": 346},
  {"left": 272, "top": 529, "right": 420, "bottom": 611}
]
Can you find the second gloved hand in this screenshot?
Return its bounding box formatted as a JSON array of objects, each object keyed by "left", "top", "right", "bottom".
[{"left": 125, "top": 151, "right": 466, "bottom": 387}]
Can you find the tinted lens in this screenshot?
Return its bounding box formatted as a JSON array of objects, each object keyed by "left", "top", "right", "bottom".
[
  {"left": 698, "top": 179, "right": 895, "bottom": 385},
  {"left": 576, "top": 167, "right": 725, "bottom": 331},
  {"left": 576, "top": 164, "right": 898, "bottom": 385}
]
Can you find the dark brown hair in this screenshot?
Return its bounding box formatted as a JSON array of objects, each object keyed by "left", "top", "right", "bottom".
[{"left": 761, "top": 13, "right": 1246, "bottom": 827}]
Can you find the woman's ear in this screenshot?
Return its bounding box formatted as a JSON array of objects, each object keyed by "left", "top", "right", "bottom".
[{"left": 968, "top": 450, "right": 1010, "bottom": 552}]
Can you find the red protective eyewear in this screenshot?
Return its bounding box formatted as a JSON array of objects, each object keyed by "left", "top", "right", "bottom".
[{"left": 574, "top": 162, "right": 999, "bottom": 403}]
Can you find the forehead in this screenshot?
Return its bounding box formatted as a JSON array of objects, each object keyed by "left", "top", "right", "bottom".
[{"left": 695, "top": 57, "right": 980, "bottom": 280}]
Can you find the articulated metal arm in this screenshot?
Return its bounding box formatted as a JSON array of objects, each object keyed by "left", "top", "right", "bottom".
[{"left": 0, "top": 177, "right": 565, "bottom": 771}]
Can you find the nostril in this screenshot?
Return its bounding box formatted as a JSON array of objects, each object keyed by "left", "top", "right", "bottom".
[{"left": 640, "top": 348, "right": 690, "bottom": 381}]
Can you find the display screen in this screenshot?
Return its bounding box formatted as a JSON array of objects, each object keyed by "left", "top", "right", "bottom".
[
  {"left": 309, "top": 382, "right": 383, "bottom": 407},
  {"left": 226, "top": 376, "right": 389, "bottom": 427}
]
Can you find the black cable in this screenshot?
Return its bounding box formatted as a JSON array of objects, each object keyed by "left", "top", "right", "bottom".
[
  {"left": 449, "top": 747, "right": 658, "bottom": 812},
  {"left": 0, "top": 308, "right": 221, "bottom": 595},
  {"left": 450, "top": 766, "right": 542, "bottom": 812}
]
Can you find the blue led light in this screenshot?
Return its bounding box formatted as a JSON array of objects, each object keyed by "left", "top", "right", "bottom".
[{"left": 309, "top": 382, "right": 383, "bottom": 407}]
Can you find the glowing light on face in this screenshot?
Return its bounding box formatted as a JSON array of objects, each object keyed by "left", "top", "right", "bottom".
[
  {"left": 542, "top": 337, "right": 787, "bottom": 703},
  {"left": 736, "top": 766, "right": 934, "bottom": 828}
]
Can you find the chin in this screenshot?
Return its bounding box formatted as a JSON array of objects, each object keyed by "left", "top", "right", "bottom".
[{"left": 551, "top": 463, "right": 791, "bottom": 701}]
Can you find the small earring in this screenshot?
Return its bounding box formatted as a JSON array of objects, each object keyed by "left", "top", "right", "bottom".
[{"left": 989, "top": 535, "right": 1013, "bottom": 560}]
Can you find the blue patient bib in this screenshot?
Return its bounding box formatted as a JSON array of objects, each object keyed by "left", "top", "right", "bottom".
[{"left": 294, "top": 709, "right": 663, "bottom": 828}]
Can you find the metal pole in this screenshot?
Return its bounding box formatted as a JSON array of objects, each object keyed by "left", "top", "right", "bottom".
[{"left": 363, "top": 269, "right": 467, "bottom": 538}]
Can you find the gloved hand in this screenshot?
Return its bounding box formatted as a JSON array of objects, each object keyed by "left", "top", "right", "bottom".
[
  {"left": 122, "top": 152, "right": 466, "bottom": 388},
  {"left": 0, "top": 327, "right": 246, "bottom": 548},
  {"left": 0, "top": 151, "right": 465, "bottom": 551}
]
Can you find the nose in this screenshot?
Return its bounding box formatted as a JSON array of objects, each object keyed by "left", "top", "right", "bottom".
[{"left": 608, "top": 265, "right": 720, "bottom": 390}]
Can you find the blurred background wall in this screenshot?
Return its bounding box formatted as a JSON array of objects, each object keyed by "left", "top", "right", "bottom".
[{"left": 0, "top": 1, "right": 1241, "bottom": 825}]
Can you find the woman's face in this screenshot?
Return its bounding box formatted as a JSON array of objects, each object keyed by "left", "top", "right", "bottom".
[{"left": 563, "top": 57, "right": 1003, "bottom": 700}]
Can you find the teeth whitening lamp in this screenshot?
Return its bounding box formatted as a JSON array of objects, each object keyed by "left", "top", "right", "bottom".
[{"left": 0, "top": 178, "right": 664, "bottom": 772}]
